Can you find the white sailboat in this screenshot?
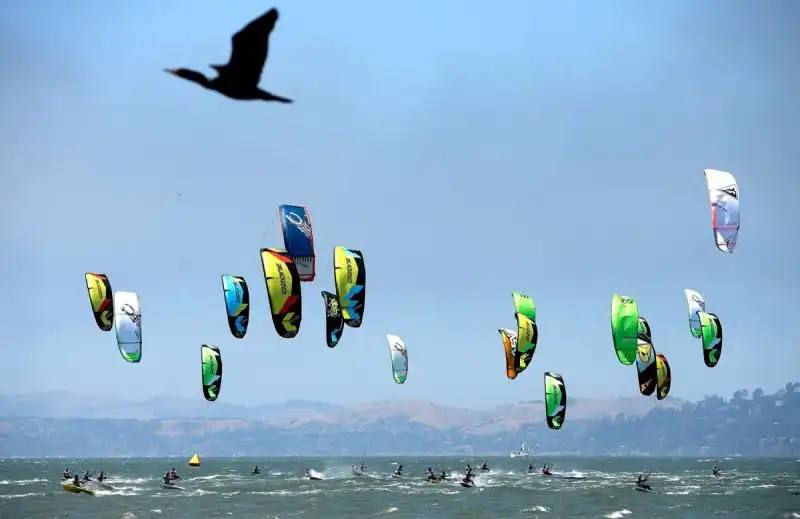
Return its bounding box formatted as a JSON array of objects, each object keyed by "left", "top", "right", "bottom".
[{"left": 509, "top": 426, "right": 531, "bottom": 458}]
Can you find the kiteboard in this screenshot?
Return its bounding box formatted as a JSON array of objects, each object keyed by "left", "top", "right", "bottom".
[
  {"left": 62, "top": 484, "right": 95, "bottom": 496},
  {"left": 635, "top": 486, "right": 653, "bottom": 493},
  {"left": 306, "top": 469, "right": 324, "bottom": 481},
  {"left": 459, "top": 481, "right": 475, "bottom": 488},
  {"left": 162, "top": 483, "right": 184, "bottom": 490}
]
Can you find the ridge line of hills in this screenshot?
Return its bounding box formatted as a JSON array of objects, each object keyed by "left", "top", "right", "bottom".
[
  {"left": 1, "top": 383, "right": 797, "bottom": 458},
  {"left": 0, "top": 390, "right": 684, "bottom": 424}
]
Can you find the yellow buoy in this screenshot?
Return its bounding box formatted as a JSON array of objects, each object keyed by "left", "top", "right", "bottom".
[{"left": 188, "top": 452, "right": 200, "bottom": 467}]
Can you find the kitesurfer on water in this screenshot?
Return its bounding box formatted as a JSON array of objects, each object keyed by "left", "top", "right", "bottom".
[
  {"left": 439, "top": 470, "right": 448, "bottom": 480},
  {"left": 425, "top": 468, "right": 437, "bottom": 482},
  {"left": 480, "top": 460, "right": 489, "bottom": 471},
  {"left": 252, "top": 465, "right": 260, "bottom": 475},
  {"left": 97, "top": 471, "right": 106, "bottom": 482},
  {"left": 82, "top": 470, "right": 92, "bottom": 481},
  {"left": 462, "top": 473, "right": 474, "bottom": 486},
  {"left": 465, "top": 463, "right": 473, "bottom": 476},
  {"left": 542, "top": 464, "right": 552, "bottom": 476},
  {"left": 527, "top": 463, "right": 534, "bottom": 473},
  {"left": 360, "top": 462, "right": 366, "bottom": 472},
  {"left": 72, "top": 475, "right": 81, "bottom": 487},
  {"left": 63, "top": 468, "right": 71, "bottom": 480},
  {"left": 712, "top": 465, "right": 720, "bottom": 477},
  {"left": 635, "top": 473, "right": 651, "bottom": 490},
  {"left": 394, "top": 464, "right": 403, "bottom": 476}
]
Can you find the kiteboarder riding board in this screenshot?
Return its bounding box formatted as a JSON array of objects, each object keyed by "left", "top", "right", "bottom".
[{"left": 62, "top": 484, "right": 95, "bottom": 496}]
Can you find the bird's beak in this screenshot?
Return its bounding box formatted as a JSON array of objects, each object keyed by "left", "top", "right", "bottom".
[{"left": 164, "top": 68, "right": 178, "bottom": 76}]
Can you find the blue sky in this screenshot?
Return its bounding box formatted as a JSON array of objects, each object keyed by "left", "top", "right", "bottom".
[{"left": 1, "top": 0, "right": 798, "bottom": 408}]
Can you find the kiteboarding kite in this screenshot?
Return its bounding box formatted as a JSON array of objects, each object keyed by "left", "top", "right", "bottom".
[
  {"left": 684, "top": 289, "right": 705, "bottom": 338},
  {"left": 260, "top": 248, "right": 302, "bottom": 338},
  {"left": 499, "top": 328, "right": 532, "bottom": 379},
  {"left": 221, "top": 275, "right": 250, "bottom": 339},
  {"left": 635, "top": 334, "right": 658, "bottom": 397},
  {"left": 512, "top": 292, "right": 539, "bottom": 362},
  {"left": 201, "top": 344, "right": 223, "bottom": 402},
  {"left": 85, "top": 273, "right": 113, "bottom": 332},
  {"left": 610, "top": 294, "right": 638, "bottom": 365},
  {"left": 544, "top": 372, "right": 567, "bottom": 430},
  {"left": 113, "top": 291, "right": 142, "bottom": 363},
  {"left": 278, "top": 204, "right": 315, "bottom": 282},
  {"left": 704, "top": 168, "right": 740, "bottom": 253},
  {"left": 386, "top": 334, "right": 408, "bottom": 384},
  {"left": 333, "top": 247, "right": 366, "bottom": 328},
  {"left": 656, "top": 353, "right": 671, "bottom": 400},
  {"left": 321, "top": 291, "right": 344, "bottom": 347},
  {"left": 699, "top": 311, "right": 723, "bottom": 368}
]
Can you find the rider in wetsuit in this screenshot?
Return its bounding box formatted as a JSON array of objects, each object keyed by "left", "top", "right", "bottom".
[
  {"left": 712, "top": 465, "right": 721, "bottom": 477},
  {"left": 635, "top": 474, "right": 651, "bottom": 490},
  {"left": 527, "top": 463, "right": 534, "bottom": 473},
  {"left": 72, "top": 475, "right": 81, "bottom": 487},
  {"left": 82, "top": 470, "right": 92, "bottom": 482},
  {"left": 97, "top": 471, "right": 106, "bottom": 482},
  {"left": 394, "top": 464, "right": 403, "bottom": 476},
  {"left": 253, "top": 465, "right": 260, "bottom": 475},
  {"left": 63, "top": 468, "right": 72, "bottom": 480},
  {"left": 479, "top": 460, "right": 489, "bottom": 471}
]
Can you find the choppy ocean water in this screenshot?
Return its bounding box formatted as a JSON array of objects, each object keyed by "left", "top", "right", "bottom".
[{"left": 1, "top": 457, "right": 798, "bottom": 518}]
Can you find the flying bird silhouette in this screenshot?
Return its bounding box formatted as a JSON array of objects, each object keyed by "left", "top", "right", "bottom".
[{"left": 165, "top": 8, "right": 292, "bottom": 103}]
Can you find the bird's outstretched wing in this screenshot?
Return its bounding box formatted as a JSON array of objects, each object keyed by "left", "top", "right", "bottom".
[{"left": 224, "top": 8, "right": 279, "bottom": 87}]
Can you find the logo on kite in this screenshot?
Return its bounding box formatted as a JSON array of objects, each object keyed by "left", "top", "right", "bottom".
[
  {"left": 285, "top": 212, "right": 312, "bottom": 240},
  {"left": 327, "top": 297, "right": 340, "bottom": 317},
  {"left": 720, "top": 185, "right": 738, "bottom": 199},
  {"left": 120, "top": 303, "right": 141, "bottom": 326}
]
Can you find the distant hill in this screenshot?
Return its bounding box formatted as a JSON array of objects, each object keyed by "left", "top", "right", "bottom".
[
  {"left": 0, "top": 392, "right": 342, "bottom": 421},
  {"left": 1, "top": 383, "right": 797, "bottom": 458}
]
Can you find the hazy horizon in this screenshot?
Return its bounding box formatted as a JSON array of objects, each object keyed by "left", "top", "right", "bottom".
[{"left": 2, "top": 1, "right": 798, "bottom": 408}]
